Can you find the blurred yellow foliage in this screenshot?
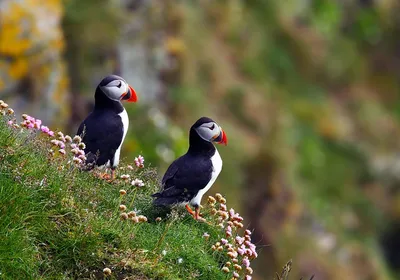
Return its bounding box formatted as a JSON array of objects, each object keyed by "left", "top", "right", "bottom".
[
  {"left": 0, "top": 0, "right": 68, "bottom": 127},
  {"left": 165, "top": 37, "right": 187, "bottom": 56},
  {"left": 317, "top": 117, "right": 340, "bottom": 140},
  {"left": 9, "top": 59, "right": 28, "bottom": 79}
]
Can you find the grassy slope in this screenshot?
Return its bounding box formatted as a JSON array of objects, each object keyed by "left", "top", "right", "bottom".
[{"left": 0, "top": 117, "right": 239, "bottom": 280}]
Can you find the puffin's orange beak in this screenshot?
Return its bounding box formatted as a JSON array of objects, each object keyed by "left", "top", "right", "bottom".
[
  {"left": 121, "top": 85, "right": 138, "bottom": 102},
  {"left": 215, "top": 129, "right": 227, "bottom": 146}
]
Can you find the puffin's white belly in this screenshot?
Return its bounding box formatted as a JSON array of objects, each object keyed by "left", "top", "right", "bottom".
[
  {"left": 190, "top": 149, "right": 223, "bottom": 206},
  {"left": 112, "top": 109, "right": 129, "bottom": 167}
]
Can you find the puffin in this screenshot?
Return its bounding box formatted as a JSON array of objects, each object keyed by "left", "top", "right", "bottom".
[
  {"left": 152, "top": 117, "right": 227, "bottom": 221},
  {"left": 77, "top": 74, "right": 137, "bottom": 179}
]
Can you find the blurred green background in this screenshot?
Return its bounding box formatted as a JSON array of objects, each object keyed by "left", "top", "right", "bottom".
[{"left": 2, "top": 0, "right": 400, "bottom": 279}]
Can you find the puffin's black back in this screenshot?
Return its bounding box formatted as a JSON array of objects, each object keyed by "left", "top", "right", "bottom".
[
  {"left": 152, "top": 117, "right": 217, "bottom": 206},
  {"left": 77, "top": 80, "right": 125, "bottom": 169},
  {"left": 77, "top": 110, "right": 124, "bottom": 169}
]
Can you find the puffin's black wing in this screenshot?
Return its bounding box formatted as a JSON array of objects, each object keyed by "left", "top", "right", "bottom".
[
  {"left": 152, "top": 154, "right": 213, "bottom": 206},
  {"left": 77, "top": 110, "right": 124, "bottom": 169}
]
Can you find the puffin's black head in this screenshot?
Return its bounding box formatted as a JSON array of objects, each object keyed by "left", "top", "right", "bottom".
[
  {"left": 191, "top": 117, "right": 228, "bottom": 145},
  {"left": 98, "top": 75, "right": 138, "bottom": 103}
]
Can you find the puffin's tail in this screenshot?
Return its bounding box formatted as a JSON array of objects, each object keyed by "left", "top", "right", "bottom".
[{"left": 151, "top": 193, "right": 180, "bottom": 206}]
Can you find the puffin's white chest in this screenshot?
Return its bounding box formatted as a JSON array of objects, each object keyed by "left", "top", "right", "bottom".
[
  {"left": 112, "top": 109, "right": 129, "bottom": 167},
  {"left": 190, "top": 149, "right": 223, "bottom": 206}
]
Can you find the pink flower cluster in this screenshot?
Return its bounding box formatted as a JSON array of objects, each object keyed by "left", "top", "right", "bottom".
[
  {"left": 70, "top": 143, "right": 86, "bottom": 164},
  {"left": 20, "top": 114, "right": 55, "bottom": 136},
  {"left": 134, "top": 155, "right": 144, "bottom": 168},
  {"left": 207, "top": 193, "right": 257, "bottom": 279},
  {"left": 1, "top": 104, "right": 87, "bottom": 167},
  {"left": 47, "top": 132, "right": 86, "bottom": 164}
]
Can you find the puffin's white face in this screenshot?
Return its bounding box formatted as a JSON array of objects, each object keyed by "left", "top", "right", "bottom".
[
  {"left": 100, "top": 79, "right": 129, "bottom": 101},
  {"left": 195, "top": 121, "right": 227, "bottom": 145}
]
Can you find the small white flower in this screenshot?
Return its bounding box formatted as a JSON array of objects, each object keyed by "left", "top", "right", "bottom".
[
  {"left": 103, "top": 267, "right": 112, "bottom": 275},
  {"left": 78, "top": 155, "right": 86, "bottom": 161},
  {"left": 64, "top": 135, "right": 72, "bottom": 142},
  {"left": 162, "top": 250, "right": 167, "bottom": 256},
  {"left": 177, "top": 258, "right": 183, "bottom": 264},
  {"left": 131, "top": 179, "right": 144, "bottom": 187},
  {"left": 78, "top": 142, "right": 86, "bottom": 149},
  {"left": 73, "top": 135, "right": 82, "bottom": 143},
  {"left": 73, "top": 157, "right": 82, "bottom": 164}
]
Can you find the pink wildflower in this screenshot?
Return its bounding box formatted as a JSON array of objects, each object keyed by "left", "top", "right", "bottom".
[
  {"left": 41, "top": 126, "right": 50, "bottom": 133},
  {"left": 245, "top": 275, "right": 252, "bottom": 280},
  {"left": 221, "top": 238, "right": 228, "bottom": 245},
  {"left": 242, "top": 257, "right": 250, "bottom": 268},
  {"left": 237, "top": 247, "right": 245, "bottom": 256},
  {"left": 34, "top": 119, "right": 42, "bottom": 129},
  {"left": 7, "top": 120, "right": 13, "bottom": 126},
  {"left": 134, "top": 155, "right": 144, "bottom": 168},
  {"left": 59, "top": 149, "right": 66, "bottom": 155},
  {"left": 203, "top": 232, "right": 210, "bottom": 238},
  {"left": 235, "top": 236, "right": 244, "bottom": 245},
  {"left": 48, "top": 130, "right": 54, "bottom": 137},
  {"left": 58, "top": 142, "right": 65, "bottom": 149},
  {"left": 226, "top": 225, "right": 232, "bottom": 237},
  {"left": 248, "top": 243, "right": 256, "bottom": 251},
  {"left": 78, "top": 155, "right": 87, "bottom": 161},
  {"left": 233, "top": 272, "right": 239, "bottom": 278}
]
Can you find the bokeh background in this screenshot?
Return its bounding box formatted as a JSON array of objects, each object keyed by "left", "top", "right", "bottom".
[{"left": 1, "top": 0, "right": 400, "bottom": 279}]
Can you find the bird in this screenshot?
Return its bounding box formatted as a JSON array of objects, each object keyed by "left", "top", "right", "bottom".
[
  {"left": 152, "top": 117, "right": 227, "bottom": 221},
  {"left": 77, "top": 74, "right": 137, "bottom": 180}
]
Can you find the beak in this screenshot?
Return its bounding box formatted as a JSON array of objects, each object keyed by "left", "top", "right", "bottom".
[
  {"left": 121, "top": 85, "right": 138, "bottom": 102},
  {"left": 214, "top": 128, "right": 227, "bottom": 146}
]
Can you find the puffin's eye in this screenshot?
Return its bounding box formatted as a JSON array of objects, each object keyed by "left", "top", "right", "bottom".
[
  {"left": 208, "top": 124, "right": 215, "bottom": 130},
  {"left": 116, "top": 81, "right": 122, "bottom": 88}
]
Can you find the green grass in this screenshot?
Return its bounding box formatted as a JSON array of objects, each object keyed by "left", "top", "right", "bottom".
[{"left": 0, "top": 116, "right": 251, "bottom": 279}]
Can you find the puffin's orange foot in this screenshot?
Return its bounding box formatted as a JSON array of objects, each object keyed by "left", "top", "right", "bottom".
[
  {"left": 194, "top": 206, "right": 206, "bottom": 222},
  {"left": 185, "top": 204, "right": 195, "bottom": 216},
  {"left": 94, "top": 172, "right": 111, "bottom": 180},
  {"left": 186, "top": 204, "right": 206, "bottom": 222}
]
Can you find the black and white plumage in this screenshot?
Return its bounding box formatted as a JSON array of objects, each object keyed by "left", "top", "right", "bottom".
[
  {"left": 152, "top": 117, "right": 227, "bottom": 220},
  {"left": 77, "top": 75, "right": 137, "bottom": 179}
]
